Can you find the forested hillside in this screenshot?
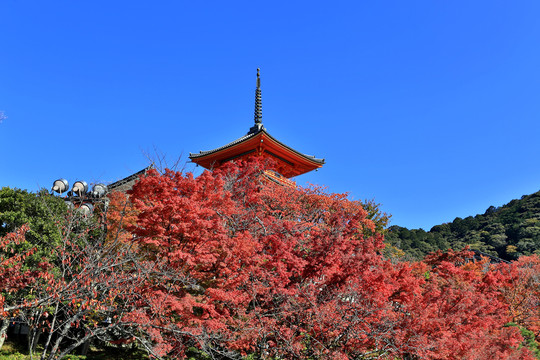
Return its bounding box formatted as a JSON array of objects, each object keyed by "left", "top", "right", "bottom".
[{"left": 386, "top": 190, "right": 540, "bottom": 260}]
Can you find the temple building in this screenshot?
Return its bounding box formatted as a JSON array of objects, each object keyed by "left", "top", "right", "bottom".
[{"left": 189, "top": 69, "right": 324, "bottom": 179}]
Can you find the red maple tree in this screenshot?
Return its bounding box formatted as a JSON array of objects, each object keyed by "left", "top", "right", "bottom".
[{"left": 125, "top": 159, "right": 535, "bottom": 359}]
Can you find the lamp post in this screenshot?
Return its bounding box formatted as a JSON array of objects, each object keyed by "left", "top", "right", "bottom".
[{"left": 51, "top": 178, "right": 109, "bottom": 223}]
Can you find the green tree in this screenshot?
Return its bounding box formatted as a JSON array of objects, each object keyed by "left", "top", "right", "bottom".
[
  {"left": 0, "top": 187, "right": 67, "bottom": 249},
  {"left": 0, "top": 187, "right": 67, "bottom": 350}
]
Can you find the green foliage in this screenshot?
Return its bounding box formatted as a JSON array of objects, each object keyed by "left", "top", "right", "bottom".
[
  {"left": 361, "top": 198, "right": 391, "bottom": 234},
  {"left": 520, "top": 327, "right": 540, "bottom": 358},
  {"left": 504, "top": 323, "right": 540, "bottom": 358},
  {"left": 386, "top": 190, "right": 540, "bottom": 260},
  {"left": 185, "top": 347, "right": 212, "bottom": 360},
  {"left": 0, "top": 187, "right": 67, "bottom": 262},
  {"left": 0, "top": 187, "right": 70, "bottom": 310},
  {"left": 0, "top": 340, "right": 27, "bottom": 359},
  {"left": 0, "top": 341, "right": 148, "bottom": 360}
]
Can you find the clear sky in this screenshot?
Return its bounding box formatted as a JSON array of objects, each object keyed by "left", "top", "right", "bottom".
[{"left": 1, "top": 1, "right": 540, "bottom": 230}]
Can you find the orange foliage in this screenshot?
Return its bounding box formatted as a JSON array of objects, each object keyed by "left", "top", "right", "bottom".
[{"left": 106, "top": 190, "right": 139, "bottom": 245}]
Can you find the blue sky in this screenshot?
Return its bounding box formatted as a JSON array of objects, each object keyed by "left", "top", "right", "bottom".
[{"left": 1, "top": 1, "right": 540, "bottom": 230}]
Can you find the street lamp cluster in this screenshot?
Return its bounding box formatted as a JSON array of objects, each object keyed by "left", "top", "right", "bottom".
[{"left": 51, "top": 179, "right": 109, "bottom": 216}]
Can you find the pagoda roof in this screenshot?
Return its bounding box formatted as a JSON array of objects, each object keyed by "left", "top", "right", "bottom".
[
  {"left": 189, "top": 127, "right": 324, "bottom": 178},
  {"left": 189, "top": 69, "right": 324, "bottom": 178}
]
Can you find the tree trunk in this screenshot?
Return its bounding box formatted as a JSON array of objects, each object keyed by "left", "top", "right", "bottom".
[
  {"left": 0, "top": 319, "right": 9, "bottom": 350},
  {"left": 79, "top": 340, "right": 90, "bottom": 356},
  {"left": 28, "top": 327, "right": 42, "bottom": 359}
]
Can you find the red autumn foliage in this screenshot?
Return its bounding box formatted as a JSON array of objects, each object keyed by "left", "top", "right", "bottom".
[
  {"left": 400, "top": 249, "right": 533, "bottom": 359},
  {"left": 0, "top": 160, "right": 537, "bottom": 358},
  {"left": 124, "top": 159, "right": 536, "bottom": 359},
  {"left": 106, "top": 190, "right": 139, "bottom": 245},
  {"left": 0, "top": 225, "right": 49, "bottom": 317},
  {"left": 498, "top": 255, "right": 540, "bottom": 338}
]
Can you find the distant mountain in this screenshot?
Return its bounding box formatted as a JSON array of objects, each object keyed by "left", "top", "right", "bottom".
[{"left": 385, "top": 190, "right": 540, "bottom": 261}]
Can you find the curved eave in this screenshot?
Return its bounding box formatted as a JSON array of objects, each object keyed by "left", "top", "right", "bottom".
[
  {"left": 189, "top": 132, "right": 257, "bottom": 159},
  {"left": 189, "top": 130, "right": 324, "bottom": 177},
  {"left": 259, "top": 132, "right": 324, "bottom": 177},
  {"left": 262, "top": 131, "right": 325, "bottom": 166}
]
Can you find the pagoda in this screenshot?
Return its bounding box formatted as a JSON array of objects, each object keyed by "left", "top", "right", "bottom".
[{"left": 189, "top": 69, "right": 324, "bottom": 178}]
